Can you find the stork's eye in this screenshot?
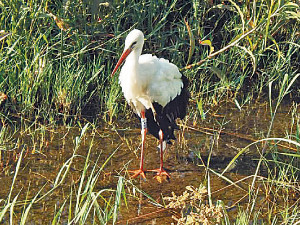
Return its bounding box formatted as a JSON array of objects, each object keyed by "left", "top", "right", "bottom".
[{"left": 131, "top": 41, "right": 137, "bottom": 48}]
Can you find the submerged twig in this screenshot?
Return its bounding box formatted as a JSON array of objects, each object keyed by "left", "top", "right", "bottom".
[
  {"left": 182, "top": 125, "right": 299, "bottom": 153},
  {"left": 116, "top": 208, "right": 178, "bottom": 224}
]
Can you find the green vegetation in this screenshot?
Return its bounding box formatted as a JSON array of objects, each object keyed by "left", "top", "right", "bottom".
[
  {"left": 0, "top": 0, "right": 299, "bottom": 122},
  {"left": 0, "top": 0, "right": 299, "bottom": 224}
]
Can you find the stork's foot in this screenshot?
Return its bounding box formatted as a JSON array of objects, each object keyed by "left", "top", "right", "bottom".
[
  {"left": 147, "top": 168, "right": 171, "bottom": 179},
  {"left": 149, "top": 168, "right": 170, "bottom": 183},
  {"left": 128, "top": 169, "right": 146, "bottom": 180}
]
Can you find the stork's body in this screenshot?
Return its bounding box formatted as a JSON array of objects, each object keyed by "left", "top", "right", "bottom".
[{"left": 111, "top": 29, "right": 189, "bottom": 179}]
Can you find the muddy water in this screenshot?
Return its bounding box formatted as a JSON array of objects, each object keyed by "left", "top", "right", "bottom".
[{"left": 0, "top": 101, "right": 299, "bottom": 224}]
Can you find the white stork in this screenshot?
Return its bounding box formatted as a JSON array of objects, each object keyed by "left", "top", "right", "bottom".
[{"left": 111, "top": 29, "right": 189, "bottom": 179}]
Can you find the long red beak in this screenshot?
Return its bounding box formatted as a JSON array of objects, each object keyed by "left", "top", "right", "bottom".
[{"left": 111, "top": 48, "right": 132, "bottom": 77}]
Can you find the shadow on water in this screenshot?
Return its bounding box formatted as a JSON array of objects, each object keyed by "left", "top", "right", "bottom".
[{"left": 0, "top": 101, "right": 299, "bottom": 224}]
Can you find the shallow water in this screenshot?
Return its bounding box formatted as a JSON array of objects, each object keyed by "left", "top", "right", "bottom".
[{"left": 0, "top": 101, "right": 299, "bottom": 224}]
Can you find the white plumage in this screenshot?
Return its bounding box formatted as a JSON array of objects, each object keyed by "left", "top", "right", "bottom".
[{"left": 116, "top": 29, "right": 183, "bottom": 115}]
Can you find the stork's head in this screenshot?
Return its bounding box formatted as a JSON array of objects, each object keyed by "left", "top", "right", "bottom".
[
  {"left": 124, "top": 29, "right": 144, "bottom": 51},
  {"left": 111, "top": 29, "right": 144, "bottom": 77}
]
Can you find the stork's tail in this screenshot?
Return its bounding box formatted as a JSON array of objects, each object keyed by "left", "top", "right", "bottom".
[{"left": 137, "top": 74, "right": 189, "bottom": 145}]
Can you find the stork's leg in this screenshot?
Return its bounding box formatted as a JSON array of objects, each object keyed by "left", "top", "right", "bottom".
[
  {"left": 128, "top": 110, "right": 147, "bottom": 179},
  {"left": 148, "top": 130, "right": 170, "bottom": 178}
]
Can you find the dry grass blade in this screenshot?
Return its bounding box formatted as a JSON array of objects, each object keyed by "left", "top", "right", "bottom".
[
  {"left": 184, "top": 19, "right": 195, "bottom": 66},
  {"left": 182, "top": 28, "right": 257, "bottom": 70}
]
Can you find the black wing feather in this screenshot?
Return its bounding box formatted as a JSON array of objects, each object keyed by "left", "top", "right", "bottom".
[{"left": 141, "top": 75, "right": 189, "bottom": 144}]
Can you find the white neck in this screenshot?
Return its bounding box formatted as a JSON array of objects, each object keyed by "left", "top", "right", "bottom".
[{"left": 126, "top": 47, "right": 142, "bottom": 64}]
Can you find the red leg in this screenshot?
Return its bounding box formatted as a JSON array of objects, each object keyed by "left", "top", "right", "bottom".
[
  {"left": 148, "top": 130, "right": 170, "bottom": 178},
  {"left": 128, "top": 110, "right": 147, "bottom": 179}
]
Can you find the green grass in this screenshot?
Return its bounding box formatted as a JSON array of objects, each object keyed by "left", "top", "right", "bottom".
[
  {"left": 0, "top": 0, "right": 299, "bottom": 224},
  {"left": 0, "top": 0, "right": 299, "bottom": 122},
  {"left": 0, "top": 123, "right": 125, "bottom": 224}
]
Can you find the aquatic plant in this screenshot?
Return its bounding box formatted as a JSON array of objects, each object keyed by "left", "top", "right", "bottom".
[{"left": 164, "top": 185, "right": 224, "bottom": 225}]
